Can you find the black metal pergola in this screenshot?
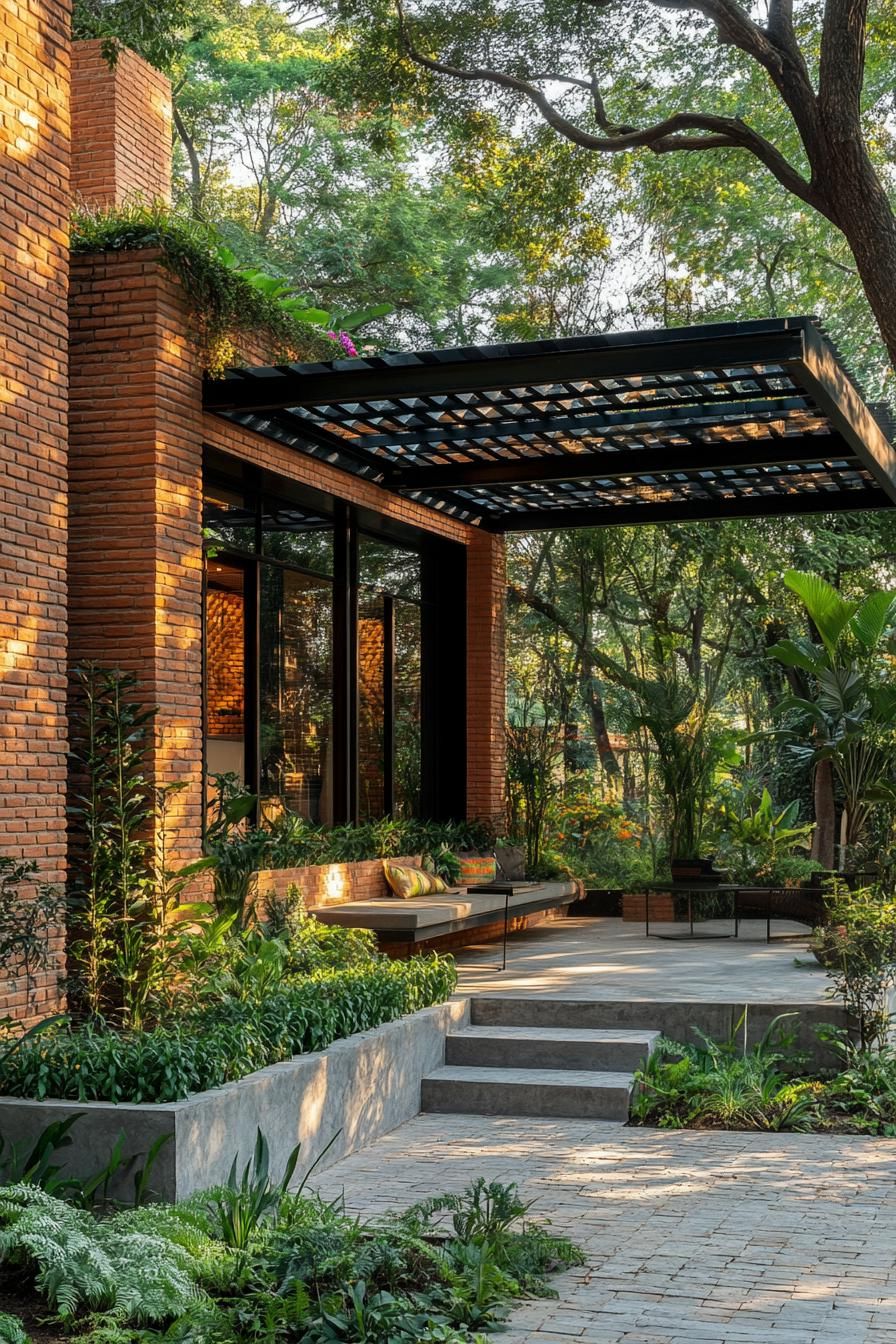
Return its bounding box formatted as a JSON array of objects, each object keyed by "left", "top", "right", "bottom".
[{"left": 203, "top": 316, "right": 896, "bottom": 531}]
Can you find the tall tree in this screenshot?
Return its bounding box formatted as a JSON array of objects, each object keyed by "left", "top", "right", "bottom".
[{"left": 335, "top": 0, "right": 896, "bottom": 369}]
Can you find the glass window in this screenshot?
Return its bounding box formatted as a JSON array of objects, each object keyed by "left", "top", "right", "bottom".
[
  {"left": 393, "top": 597, "right": 422, "bottom": 817},
  {"left": 205, "top": 559, "right": 247, "bottom": 789},
  {"left": 261, "top": 500, "right": 334, "bottom": 575},
  {"left": 357, "top": 536, "right": 423, "bottom": 819},
  {"left": 203, "top": 486, "right": 256, "bottom": 555},
  {"left": 357, "top": 590, "right": 387, "bottom": 821},
  {"left": 259, "top": 566, "right": 334, "bottom": 826},
  {"left": 358, "top": 535, "right": 422, "bottom": 600}
]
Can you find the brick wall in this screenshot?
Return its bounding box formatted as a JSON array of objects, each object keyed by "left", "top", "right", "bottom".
[
  {"left": 71, "top": 39, "right": 172, "bottom": 205},
  {"left": 253, "top": 856, "right": 422, "bottom": 911},
  {"left": 68, "top": 252, "right": 205, "bottom": 864},
  {"left": 70, "top": 250, "right": 508, "bottom": 870},
  {"left": 0, "top": 0, "right": 71, "bottom": 1021},
  {"left": 466, "top": 530, "right": 507, "bottom": 830}
]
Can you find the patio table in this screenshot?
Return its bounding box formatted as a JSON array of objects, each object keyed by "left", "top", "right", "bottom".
[
  {"left": 643, "top": 883, "right": 736, "bottom": 940},
  {"left": 643, "top": 884, "right": 811, "bottom": 943}
]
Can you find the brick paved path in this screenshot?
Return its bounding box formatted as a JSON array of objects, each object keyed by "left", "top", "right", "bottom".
[{"left": 310, "top": 1113, "right": 896, "bottom": 1344}]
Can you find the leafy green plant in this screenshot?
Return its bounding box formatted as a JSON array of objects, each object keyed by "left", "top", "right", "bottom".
[
  {"left": 67, "top": 667, "right": 214, "bottom": 1028},
  {"left": 0, "top": 955, "right": 458, "bottom": 1104},
  {"left": 0, "top": 1149, "right": 579, "bottom": 1343},
  {"left": 71, "top": 203, "right": 342, "bottom": 375},
  {"left": 714, "top": 785, "right": 817, "bottom": 884},
  {"left": 209, "top": 1129, "right": 301, "bottom": 1251},
  {"left": 0, "top": 857, "right": 64, "bottom": 1017},
  {"left": 769, "top": 571, "right": 896, "bottom": 870},
  {"left": 0, "top": 1314, "right": 28, "bottom": 1344},
  {"left": 632, "top": 1013, "right": 819, "bottom": 1132},
  {"left": 813, "top": 881, "right": 896, "bottom": 1050}
]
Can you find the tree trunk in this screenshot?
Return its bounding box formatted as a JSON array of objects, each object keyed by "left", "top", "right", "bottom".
[
  {"left": 580, "top": 675, "right": 621, "bottom": 782},
  {"left": 811, "top": 757, "right": 836, "bottom": 870},
  {"left": 818, "top": 138, "right": 896, "bottom": 370}
]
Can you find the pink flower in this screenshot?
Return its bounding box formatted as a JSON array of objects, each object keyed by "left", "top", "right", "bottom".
[{"left": 327, "top": 330, "right": 358, "bottom": 358}]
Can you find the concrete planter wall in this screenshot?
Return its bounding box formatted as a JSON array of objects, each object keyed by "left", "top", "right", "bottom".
[{"left": 0, "top": 998, "right": 469, "bottom": 1203}]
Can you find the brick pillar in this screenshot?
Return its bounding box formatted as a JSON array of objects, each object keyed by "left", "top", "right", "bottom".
[
  {"left": 68, "top": 253, "right": 205, "bottom": 863},
  {"left": 466, "top": 531, "right": 506, "bottom": 830},
  {"left": 0, "top": 0, "right": 71, "bottom": 1019},
  {"left": 71, "top": 39, "right": 172, "bottom": 206}
]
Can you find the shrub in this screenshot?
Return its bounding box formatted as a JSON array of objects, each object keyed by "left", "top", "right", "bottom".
[
  {"left": 0, "top": 956, "right": 457, "bottom": 1104},
  {"left": 631, "top": 1014, "right": 820, "bottom": 1132},
  {"left": 814, "top": 881, "right": 896, "bottom": 1050},
  {"left": 71, "top": 203, "right": 338, "bottom": 375},
  {"left": 0, "top": 1171, "right": 581, "bottom": 1344}
]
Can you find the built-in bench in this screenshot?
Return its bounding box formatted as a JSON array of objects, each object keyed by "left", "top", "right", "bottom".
[{"left": 311, "top": 880, "right": 580, "bottom": 955}]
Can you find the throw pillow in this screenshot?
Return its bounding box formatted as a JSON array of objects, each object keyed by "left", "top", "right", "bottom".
[
  {"left": 457, "top": 856, "right": 498, "bottom": 887},
  {"left": 383, "top": 859, "right": 448, "bottom": 900}
]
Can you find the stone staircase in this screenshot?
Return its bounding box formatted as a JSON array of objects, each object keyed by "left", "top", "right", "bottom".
[{"left": 421, "top": 998, "right": 661, "bottom": 1122}]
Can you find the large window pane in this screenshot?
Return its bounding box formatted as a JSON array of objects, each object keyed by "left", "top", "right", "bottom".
[
  {"left": 203, "top": 486, "right": 256, "bottom": 555},
  {"left": 259, "top": 567, "right": 333, "bottom": 825},
  {"left": 261, "top": 500, "right": 333, "bottom": 575},
  {"left": 393, "top": 598, "right": 422, "bottom": 817},
  {"left": 205, "top": 559, "right": 246, "bottom": 788},
  {"left": 358, "top": 536, "right": 423, "bottom": 820}
]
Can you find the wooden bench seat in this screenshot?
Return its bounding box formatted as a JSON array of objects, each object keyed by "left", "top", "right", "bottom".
[{"left": 311, "top": 879, "right": 579, "bottom": 949}]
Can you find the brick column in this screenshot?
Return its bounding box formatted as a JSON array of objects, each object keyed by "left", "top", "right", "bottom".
[
  {"left": 68, "top": 254, "right": 205, "bottom": 863},
  {"left": 71, "top": 39, "right": 172, "bottom": 205},
  {"left": 466, "top": 531, "right": 506, "bottom": 830},
  {"left": 0, "top": 0, "right": 71, "bottom": 1019}
]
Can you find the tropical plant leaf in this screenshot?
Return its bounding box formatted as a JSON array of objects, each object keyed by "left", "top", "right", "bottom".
[
  {"left": 850, "top": 589, "right": 896, "bottom": 650},
  {"left": 766, "top": 638, "right": 825, "bottom": 675},
  {"left": 783, "top": 570, "right": 858, "bottom": 656}
]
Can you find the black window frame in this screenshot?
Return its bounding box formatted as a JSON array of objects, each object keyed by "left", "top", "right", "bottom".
[{"left": 202, "top": 449, "right": 467, "bottom": 827}]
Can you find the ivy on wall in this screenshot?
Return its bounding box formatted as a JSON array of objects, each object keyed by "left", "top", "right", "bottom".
[{"left": 71, "top": 202, "right": 342, "bottom": 375}]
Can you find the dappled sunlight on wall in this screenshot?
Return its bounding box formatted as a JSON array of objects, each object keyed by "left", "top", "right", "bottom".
[{"left": 0, "top": 0, "right": 71, "bottom": 1019}]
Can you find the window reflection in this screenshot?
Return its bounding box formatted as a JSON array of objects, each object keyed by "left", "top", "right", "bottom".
[
  {"left": 204, "top": 560, "right": 246, "bottom": 787},
  {"left": 259, "top": 567, "right": 333, "bottom": 825}
]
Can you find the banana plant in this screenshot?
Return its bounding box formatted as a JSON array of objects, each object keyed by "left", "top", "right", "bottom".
[{"left": 768, "top": 571, "right": 896, "bottom": 868}]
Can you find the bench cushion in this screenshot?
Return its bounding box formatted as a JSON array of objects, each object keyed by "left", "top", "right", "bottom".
[{"left": 310, "top": 880, "right": 577, "bottom": 933}]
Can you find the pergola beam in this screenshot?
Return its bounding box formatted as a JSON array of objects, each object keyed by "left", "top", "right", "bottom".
[
  {"left": 486, "top": 486, "right": 890, "bottom": 532},
  {"left": 796, "top": 326, "right": 896, "bottom": 504},
  {"left": 204, "top": 323, "right": 807, "bottom": 414},
  {"left": 391, "top": 434, "right": 855, "bottom": 492}
]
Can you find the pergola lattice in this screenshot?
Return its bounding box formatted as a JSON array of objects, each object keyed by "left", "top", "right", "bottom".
[{"left": 204, "top": 317, "right": 896, "bottom": 530}]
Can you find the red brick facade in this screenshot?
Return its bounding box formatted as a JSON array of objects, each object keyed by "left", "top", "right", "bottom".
[
  {"left": 71, "top": 39, "right": 172, "bottom": 205},
  {"left": 0, "top": 0, "right": 71, "bottom": 1020},
  {"left": 2, "top": 34, "right": 507, "bottom": 1020}
]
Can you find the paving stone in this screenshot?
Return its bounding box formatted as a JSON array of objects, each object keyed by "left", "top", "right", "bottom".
[{"left": 309, "top": 1113, "right": 896, "bottom": 1344}]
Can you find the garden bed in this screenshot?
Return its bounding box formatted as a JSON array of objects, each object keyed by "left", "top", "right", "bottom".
[
  {"left": 631, "top": 1021, "right": 896, "bottom": 1136},
  {"left": 0, "top": 999, "right": 469, "bottom": 1203},
  {"left": 0, "top": 1167, "right": 583, "bottom": 1344}
]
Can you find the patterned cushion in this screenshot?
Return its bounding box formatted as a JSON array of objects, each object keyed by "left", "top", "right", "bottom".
[
  {"left": 457, "top": 856, "right": 498, "bottom": 887},
  {"left": 382, "top": 859, "right": 448, "bottom": 900}
]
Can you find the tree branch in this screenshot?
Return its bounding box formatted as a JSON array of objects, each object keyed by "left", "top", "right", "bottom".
[{"left": 396, "top": 1, "right": 824, "bottom": 212}]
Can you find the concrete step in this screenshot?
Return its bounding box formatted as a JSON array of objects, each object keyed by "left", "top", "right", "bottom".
[
  {"left": 420, "top": 1065, "right": 635, "bottom": 1121},
  {"left": 445, "top": 1025, "right": 659, "bottom": 1072}
]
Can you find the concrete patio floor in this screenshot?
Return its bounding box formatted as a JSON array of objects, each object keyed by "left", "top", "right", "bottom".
[
  {"left": 310, "top": 1113, "right": 896, "bottom": 1344},
  {"left": 453, "top": 915, "right": 830, "bottom": 1005}
]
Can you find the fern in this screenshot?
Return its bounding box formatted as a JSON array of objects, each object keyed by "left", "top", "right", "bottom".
[
  {"left": 0, "top": 1184, "right": 204, "bottom": 1323},
  {"left": 0, "top": 1313, "right": 29, "bottom": 1344}
]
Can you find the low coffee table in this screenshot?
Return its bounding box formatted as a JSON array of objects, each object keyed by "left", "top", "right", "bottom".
[{"left": 643, "top": 883, "right": 737, "bottom": 940}]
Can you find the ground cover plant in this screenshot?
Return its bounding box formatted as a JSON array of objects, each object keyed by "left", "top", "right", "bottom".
[{"left": 0, "top": 1138, "right": 583, "bottom": 1344}]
